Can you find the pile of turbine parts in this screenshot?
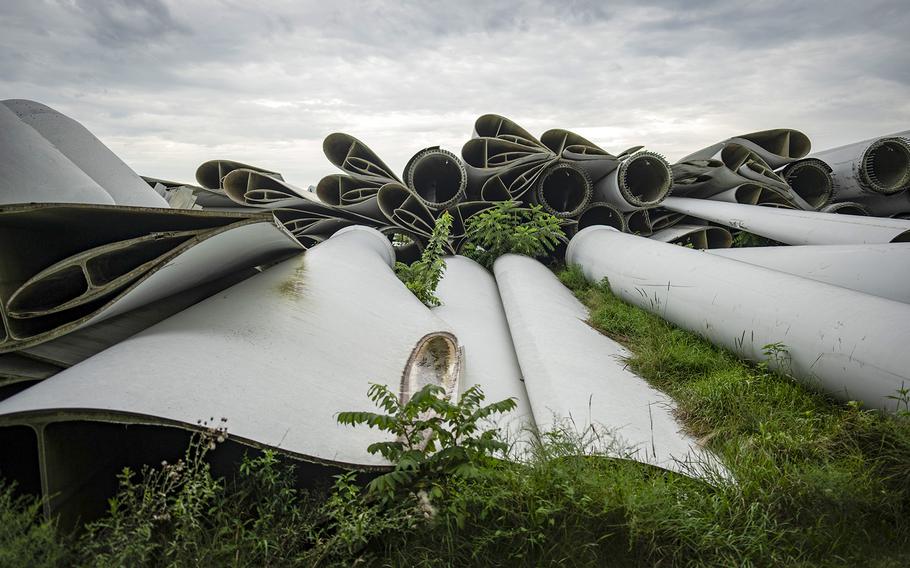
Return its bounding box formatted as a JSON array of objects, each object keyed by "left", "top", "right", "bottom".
[
  {"left": 184, "top": 115, "right": 910, "bottom": 257},
  {"left": 1, "top": 99, "right": 909, "bottom": 527},
  {"left": 193, "top": 114, "right": 684, "bottom": 256}
]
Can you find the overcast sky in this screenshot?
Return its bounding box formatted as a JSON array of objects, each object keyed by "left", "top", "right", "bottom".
[{"left": 2, "top": 0, "right": 908, "bottom": 186}]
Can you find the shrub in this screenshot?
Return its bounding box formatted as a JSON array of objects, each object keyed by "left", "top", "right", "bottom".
[
  {"left": 394, "top": 211, "right": 452, "bottom": 306},
  {"left": 0, "top": 481, "right": 70, "bottom": 568},
  {"left": 337, "top": 383, "right": 517, "bottom": 502},
  {"left": 462, "top": 201, "right": 564, "bottom": 268}
]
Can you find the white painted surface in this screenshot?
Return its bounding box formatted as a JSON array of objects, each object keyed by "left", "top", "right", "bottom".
[
  {"left": 432, "top": 256, "right": 536, "bottom": 451},
  {"left": 567, "top": 226, "right": 910, "bottom": 411},
  {"left": 711, "top": 244, "right": 910, "bottom": 304},
  {"left": 810, "top": 131, "right": 910, "bottom": 199},
  {"left": 0, "top": 104, "right": 114, "bottom": 205},
  {"left": 1, "top": 217, "right": 303, "bottom": 352},
  {"left": 661, "top": 197, "right": 910, "bottom": 244},
  {"left": 493, "top": 254, "right": 716, "bottom": 477},
  {"left": 0, "top": 227, "right": 454, "bottom": 467},
  {"left": 2, "top": 100, "right": 168, "bottom": 208}
]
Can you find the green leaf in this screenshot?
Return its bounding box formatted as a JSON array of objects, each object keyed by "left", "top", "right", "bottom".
[{"left": 463, "top": 200, "right": 565, "bottom": 268}]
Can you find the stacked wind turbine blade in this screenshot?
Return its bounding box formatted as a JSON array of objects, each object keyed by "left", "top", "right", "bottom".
[
  {"left": 0, "top": 272, "right": 256, "bottom": 399},
  {"left": 707, "top": 182, "right": 802, "bottom": 208},
  {"left": 493, "top": 253, "right": 723, "bottom": 479},
  {"left": 472, "top": 157, "right": 551, "bottom": 201},
  {"left": 724, "top": 128, "right": 812, "bottom": 169},
  {"left": 195, "top": 160, "right": 294, "bottom": 210},
  {"left": 805, "top": 131, "right": 910, "bottom": 219},
  {"left": 849, "top": 190, "right": 910, "bottom": 218},
  {"left": 776, "top": 158, "right": 834, "bottom": 209},
  {"left": 0, "top": 204, "right": 302, "bottom": 353},
  {"left": 294, "top": 115, "right": 687, "bottom": 263},
  {"left": 646, "top": 207, "right": 690, "bottom": 231},
  {"left": 659, "top": 197, "right": 910, "bottom": 244},
  {"left": 541, "top": 128, "right": 673, "bottom": 213},
  {"left": 316, "top": 174, "right": 385, "bottom": 220},
  {"left": 0, "top": 354, "right": 62, "bottom": 402},
  {"left": 196, "top": 159, "right": 284, "bottom": 193},
  {"left": 404, "top": 147, "right": 468, "bottom": 211},
  {"left": 271, "top": 198, "right": 366, "bottom": 246},
  {"left": 0, "top": 227, "right": 459, "bottom": 523},
  {"left": 810, "top": 130, "right": 910, "bottom": 200},
  {"left": 1, "top": 99, "right": 169, "bottom": 208},
  {"left": 377, "top": 182, "right": 441, "bottom": 244},
  {"left": 0, "top": 103, "right": 116, "bottom": 205},
  {"left": 474, "top": 113, "right": 542, "bottom": 142},
  {"left": 709, "top": 244, "right": 910, "bottom": 304},
  {"left": 625, "top": 209, "right": 653, "bottom": 236},
  {"left": 567, "top": 226, "right": 910, "bottom": 411},
  {"left": 19, "top": 268, "right": 258, "bottom": 369},
  {"left": 672, "top": 131, "right": 813, "bottom": 210},
  {"left": 462, "top": 114, "right": 556, "bottom": 201},
  {"left": 820, "top": 201, "right": 872, "bottom": 215},
  {"left": 592, "top": 150, "right": 673, "bottom": 212},
  {"left": 222, "top": 167, "right": 319, "bottom": 207},
  {"left": 571, "top": 201, "right": 626, "bottom": 235},
  {"left": 532, "top": 160, "right": 593, "bottom": 218},
  {"left": 432, "top": 256, "right": 536, "bottom": 450},
  {"left": 313, "top": 132, "right": 458, "bottom": 259},
  {"left": 323, "top": 132, "right": 401, "bottom": 184},
  {"left": 650, "top": 223, "right": 733, "bottom": 249}
]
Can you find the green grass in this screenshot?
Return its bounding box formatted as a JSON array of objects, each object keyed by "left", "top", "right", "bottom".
[
  {"left": 1, "top": 265, "right": 908, "bottom": 566},
  {"left": 555, "top": 265, "right": 910, "bottom": 565}
]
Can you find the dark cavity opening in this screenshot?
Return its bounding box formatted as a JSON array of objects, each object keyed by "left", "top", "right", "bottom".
[
  {"left": 786, "top": 164, "right": 831, "bottom": 207},
  {"left": 626, "top": 210, "right": 651, "bottom": 235},
  {"left": 0, "top": 379, "right": 40, "bottom": 402},
  {"left": 9, "top": 265, "right": 88, "bottom": 313},
  {"left": 674, "top": 228, "right": 730, "bottom": 250},
  {"left": 0, "top": 425, "right": 41, "bottom": 497},
  {"left": 578, "top": 205, "right": 623, "bottom": 231},
  {"left": 829, "top": 204, "right": 869, "bottom": 216},
  {"left": 869, "top": 140, "right": 910, "bottom": 192},
  {"left": 624, "top": 156, "right": 671, "bottom": 204},
  {"left": 412, "top": 154, "right": 464, "bottom": 205},
  {"left": 540, "top": 166, "right": 589, "bottom": 216},
  {"left": 705, "top": 227, "right": 733, "bottom": 249},
  {"left": 734, "top": 185, "right": 762, "bottom": 205},
  {"left": 86, "top": 234, "right": 194, "bottom": 286}
]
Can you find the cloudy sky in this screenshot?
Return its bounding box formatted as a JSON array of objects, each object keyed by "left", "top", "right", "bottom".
[{"left": 2, "top": 0, "right": 908, "bottom": 186}]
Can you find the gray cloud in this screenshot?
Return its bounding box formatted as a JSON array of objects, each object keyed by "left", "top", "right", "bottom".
[{"left": 1, "top": 0, "right": 908, "bottom": 186}]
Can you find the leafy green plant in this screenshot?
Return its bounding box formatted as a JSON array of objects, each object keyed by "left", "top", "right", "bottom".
[
  {"left": 0, "top": 480, "right": 71, "bottom": 568},
  {"left": 337, "top": 383, "right": 517, "bottom": 502},
  {"left": 75, "top": 421, "right": 327, "bottom": 567},
  {"left": 394, "top": 211, "right": 452, "bottom": 307},
  {"left": 462, "top": 201, "right": 565, "bottom": 268},
  {"left": 78, "top": 420, "right": 229, "bottom": 566}
]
